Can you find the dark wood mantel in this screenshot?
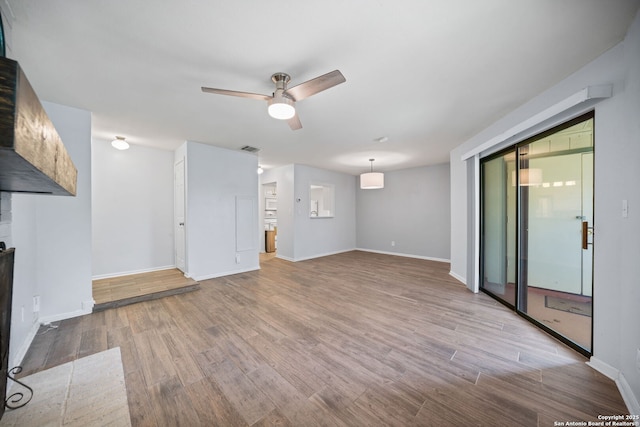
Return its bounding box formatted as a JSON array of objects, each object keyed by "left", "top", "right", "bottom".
[{"left": 0, "top": 57, "right": 77, "bottom": 196}]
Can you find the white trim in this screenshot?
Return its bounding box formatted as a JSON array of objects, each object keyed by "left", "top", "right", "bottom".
[
  {"left": 618, "top": 374, "right": 640, "bottom": 416},
  {"left": 91, "top": 265, "right": 176, "bottom": 280},
  {"left": 39, "top": 307, "right": 93, "bottom": 325},
  {"left": 355, "top": 248, "right": 450, "bottom": 263},
  {"left": 586, "top": 357, "right": 619, "bottom": 380},
  {"left": 193, "top": 265, "right": 260, "bottom": 281},
  {"left": 275, "top": 249, "right": 450, "bottom": 264},
  {"left": 471, "top": 154, "right": 480, "bottom": 293},
  {"left": 293, "top": 248, "right": 358, "bottom": 263},
  {"left": 587, "top": 357, "right": 640, "bottom": 415},
  {"left": 82, "top": 299, "right": 95, "bottom": 312},
  {"left": 449, "top": 270, "right": 467, "bottom": 286},
  {"left": 461, "top": 85, "right": 612, "bottom": 161},
  {"left": 275, "top": 254, "right": 294, "bottom": 262},
  {"left": 9, "top": 320, "right": 40, "bottom": 369}
]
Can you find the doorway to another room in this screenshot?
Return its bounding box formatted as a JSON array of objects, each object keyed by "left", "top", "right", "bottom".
[
  {"left": 480, "top": 112, "right": 594, "bottom": 355},
  {"left": 263, "top": 182, "right": 277, "bottom": 256}
]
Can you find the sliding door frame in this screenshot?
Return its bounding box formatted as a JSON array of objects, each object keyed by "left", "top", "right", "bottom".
[{"left": 479, "top": 111, "right": 595, "bottom": 357}]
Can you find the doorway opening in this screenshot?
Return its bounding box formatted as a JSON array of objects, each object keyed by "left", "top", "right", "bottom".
[
  {"left": 480, "top": 112, "right": 594, "bottom": 355},
  {"left": 262, "top": 182, "right": 277, "bottom": 256}
]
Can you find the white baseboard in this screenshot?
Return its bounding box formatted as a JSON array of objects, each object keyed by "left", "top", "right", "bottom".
[
  {"left": 10, "top": 320, "right": 40, "bottom": 368},
  {"left": 193, "top": 265, "right": 260, "bottom": 282},
  {"left": 586, "top": 357, "right": 619, "bottom": 380},
  {"left": 92, "top": 265, "right": 176, "bottom": 280},
  {"left": 292, "top": 248, "right": 356, "bottom": 262},
  {"left": 39, "top": 305, "right": 93, "bottom": 325},
  {"left": 587, "top": 357, "right": 640, "bottom": 415},
  {"left": 618, "top": 374, "right": 640, "bottom": 416},
  {"left": 275, "top": 248, "right": 450, "bottom": 264},
  {"left": 10, "top": 299, "right": 95, "bottom": 368},
  {"left": 355, "top": 247, "right": 450, "bottom": 263},
  {"left": 275, "top": 254, "right": 294, "bottom": 262},
  {"left": 449, "top": 270, "right": 467, "bottom": 285}
]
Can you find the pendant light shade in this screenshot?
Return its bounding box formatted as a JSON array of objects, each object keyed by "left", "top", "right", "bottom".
[
  {"left": 111, "top": 136, "right": 129, "bottom": 150},
  {"left": 511, "top": 168, "right": 542, "bottom": 186},
  {"left": 360, "top": 159, "right": 384, "bottom": 189}
]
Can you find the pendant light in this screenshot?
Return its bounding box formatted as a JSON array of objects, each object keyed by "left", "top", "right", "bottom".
[
  {"left": 111, "top": 136, "right": 129, "bottom": 150},
  {"left": 360, "top": 159, "right": 384, "bottom": 189},
  {"left": 511, "top": 168, "right": 542, "bottom": 186}
]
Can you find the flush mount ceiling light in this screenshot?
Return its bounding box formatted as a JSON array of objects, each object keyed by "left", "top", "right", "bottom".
[
  {"left": 360, "top": 158, "right": 384, "bottom": 189},
  {"left": 111, "top": 136, "right": 129, "bottom": 150}
]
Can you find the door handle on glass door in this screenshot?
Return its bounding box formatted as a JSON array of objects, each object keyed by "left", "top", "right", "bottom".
[{"left": 581, "top": 221, "right": 594, "bottom": 249}]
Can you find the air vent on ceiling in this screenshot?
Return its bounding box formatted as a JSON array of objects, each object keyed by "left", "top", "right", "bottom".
[{"left": 240, "top": 145, "right": 260, "bottom": 153}]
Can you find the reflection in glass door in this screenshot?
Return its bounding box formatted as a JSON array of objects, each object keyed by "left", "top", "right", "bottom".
[
  {"left": 481, "top": 150, "right": 517, "bottom": 307},
  {"left": 481, "top": 113, "right": 594, "bottom": 355}
]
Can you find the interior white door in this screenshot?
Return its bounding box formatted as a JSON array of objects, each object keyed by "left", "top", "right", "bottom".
[{"left": 174, "top": 159, "right": 186, "bottom": 272}]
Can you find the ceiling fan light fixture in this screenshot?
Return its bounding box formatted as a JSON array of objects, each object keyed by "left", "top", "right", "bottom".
[
  {"left": 360, "top": 159, "right": 384, "bottom": 189},
  {"left": 111, "top": 136, "right": 129, "bottom": 150},
  {"left": 267, "top": 93, "right": 295, "bottom": 120}
]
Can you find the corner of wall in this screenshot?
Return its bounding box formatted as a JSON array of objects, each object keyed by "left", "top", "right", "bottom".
[
  {"left": 588, "top": 357, "right": 640, "bottom": 415},
  {"left": 8, "top": 319, "right": 40, "bottom": 370}
]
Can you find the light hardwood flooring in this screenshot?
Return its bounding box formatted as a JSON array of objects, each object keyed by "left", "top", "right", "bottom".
[
  {"left": 483, "top": 282, "right": 592, "bottom": 349},
  {"left": 93, "top": 268, "right": 198, "bottom": 306},
  {"left": 20, "top": 251, "right": 627, "bottom": 426}
]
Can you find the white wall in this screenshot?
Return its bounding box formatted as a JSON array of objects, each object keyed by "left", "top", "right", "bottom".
[
  {"left": 181, "top": 141, "right": 259, "bottom": 280},
  {"left": 450, "top": 10, "right": 640, "bottom": 413},
  {"left": 292, "top": 164, "right": 356, "bottom": 261},
  {"left": 8, "top": 102, "right": 92, "bottom": 368},
  {"left": 259, "top": 164, "right": 356, "bottom": 262},
  {"left": 449, "top": 148, "right": 468, "bottom": 285},
  {"left": 2, "top": 16, "right": 92, "bottom": 365},
  {"left": 92, "top": 139, "right": 174, "bottom": 278},
  {"left": 357, "top": 163, "right": 450, "bottom": 261},
  {"left": 5, "top": 195, "right": 37, "bottom": 370}
]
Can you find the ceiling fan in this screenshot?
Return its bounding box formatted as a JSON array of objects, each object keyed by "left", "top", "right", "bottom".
[{"left": 201, "top": 70, "right": 346, "bottom": 130}]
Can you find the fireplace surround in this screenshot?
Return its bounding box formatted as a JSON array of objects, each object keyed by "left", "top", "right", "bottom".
[{"left": 0, "top": 244, "right": 14, "bottom": 419}]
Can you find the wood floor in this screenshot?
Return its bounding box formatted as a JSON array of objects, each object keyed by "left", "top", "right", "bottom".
[
  {"left": 19, "top": 251, "right": 627, "bottom": 426},
  {"left": 92, "top": 268, "right": 198, "bottom": 308}
]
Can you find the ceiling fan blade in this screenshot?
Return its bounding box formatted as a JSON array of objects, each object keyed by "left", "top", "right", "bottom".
[
  {"left": 285, "top": 70, "right": 346, "bottom": 101},
  {"left": 201, "top": 87, "right": 270, "bottom": 101},
  {"left": 288, "top": 113, "right": 302, "bottom": 130}
]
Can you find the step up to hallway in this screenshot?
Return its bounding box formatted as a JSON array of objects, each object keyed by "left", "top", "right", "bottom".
[{"left": 92, "top": 268, "right": 199, "bottom": 312}]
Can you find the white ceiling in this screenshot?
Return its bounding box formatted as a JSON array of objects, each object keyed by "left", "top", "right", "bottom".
[{"left": 5, "top": 0, "right": 639, "bottom": 175}]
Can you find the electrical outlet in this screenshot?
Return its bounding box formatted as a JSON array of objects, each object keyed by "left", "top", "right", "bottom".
[
  {"left": 235, "top": 254, "right": 240, "bottom": 264},
  {"left": 33, "top": 295, "right": 40, "bottom": 312},
  {"left": 391, "top": 241, "right": 396, "bottom": 247}
]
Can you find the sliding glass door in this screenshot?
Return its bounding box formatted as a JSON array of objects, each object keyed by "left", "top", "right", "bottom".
[
  {"left": 481, "top": 112, "right": 594, "bottom": 355},
  {"left": 481, "top": 150, "right": 517, "bottom": 307}
]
